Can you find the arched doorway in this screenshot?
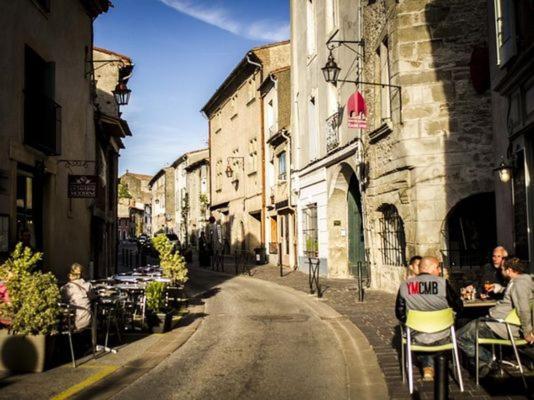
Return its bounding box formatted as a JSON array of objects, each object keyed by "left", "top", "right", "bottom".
[
  {"left": 444, "top": 192, "right": 496, "bottom": 269},
  {"left": 348, "top": 174, "right": 365, "bottom": 264}
]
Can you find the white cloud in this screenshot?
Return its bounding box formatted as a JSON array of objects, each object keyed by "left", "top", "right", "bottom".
[{"left": 159, "top": 0, "right": 289, "bottom": 42}]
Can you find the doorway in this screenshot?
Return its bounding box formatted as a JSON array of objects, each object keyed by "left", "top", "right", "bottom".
[{"left": 347, "top": 174, "right": 365, "bottom": 264}]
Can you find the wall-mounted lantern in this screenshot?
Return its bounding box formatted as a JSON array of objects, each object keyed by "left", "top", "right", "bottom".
[
  {"left": 494, "top": 158, "right": 513, "bottom": 183},
  {"left": 322, "top": 49, "right": 341, "bottom": 84},
  {"left": 113, "top": 82, "right": 131, "bottom": 106}
]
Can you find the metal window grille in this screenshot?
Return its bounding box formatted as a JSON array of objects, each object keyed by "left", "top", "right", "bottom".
[
  {"left": 302, "top": 204, "right": 318, "bottom": 257},
  {"left": 378, "top": 205, "right": 406, "bottom": 266}
]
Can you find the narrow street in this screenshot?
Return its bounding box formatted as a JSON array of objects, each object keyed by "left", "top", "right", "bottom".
[{"left": 111, "top": 267, "right": 387, "bottom": 400}]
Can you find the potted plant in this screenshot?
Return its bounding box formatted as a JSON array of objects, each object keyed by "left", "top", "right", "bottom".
[
  {"left": 152, "top": 234, "right": 188, "bottom": 286},
  {"left": 0, "top": 244, "right": 60, "bottom": 372},
  {"left": 145, "top": 281, "right": 172, "bottom": 333}
]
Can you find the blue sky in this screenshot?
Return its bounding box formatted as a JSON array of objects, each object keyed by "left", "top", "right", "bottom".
[{"left": 94, "top": 0, "right": 289, "bottom": 176}]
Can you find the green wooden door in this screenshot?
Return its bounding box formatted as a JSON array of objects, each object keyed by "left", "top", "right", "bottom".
[{"left": 348, "top": 174, "right": 365, "bottom": 264}]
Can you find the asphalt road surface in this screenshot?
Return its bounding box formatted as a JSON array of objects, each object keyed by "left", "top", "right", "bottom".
[{"left": 112, "top": 268, "right": 354, "bottom": 400}]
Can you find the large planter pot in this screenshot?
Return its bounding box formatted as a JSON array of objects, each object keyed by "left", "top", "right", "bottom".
[
  {"left": 151, "top": 311, "right": 173, "bottom": 334},
  {"left": 0, "top": 330, "right": 55, "bottom": 373}
]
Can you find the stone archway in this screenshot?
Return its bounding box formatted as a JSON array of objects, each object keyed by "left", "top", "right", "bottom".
[
  {"left": 327, "top": 163, "right": 364, "bottom": 277},
  {"left": 441, "top": 192, "right": 496, "bottom": 269}
]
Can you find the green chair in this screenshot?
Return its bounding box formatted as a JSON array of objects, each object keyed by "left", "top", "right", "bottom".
[
  {"left": 401, "top": 308, "right": 464, "bottom": 394},
  {"left": 475, "top": 306, "right": 532, "bottom": 388}
]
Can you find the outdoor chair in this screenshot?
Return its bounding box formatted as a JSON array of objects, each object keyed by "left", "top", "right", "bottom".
[
  {"left": 58, "top": 302, "right": 95, "bottom": 368},
  {"left": 401, "top": 308, "right": 464, "bottom": 394},
  {"left": 475, "top": 304, "right": 534, "bottom": 388}
]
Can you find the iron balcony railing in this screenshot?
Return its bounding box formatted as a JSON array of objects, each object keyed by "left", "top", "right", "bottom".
[
  {"left": 24, "top": 91, "right": 62, "bottom": 155},
  {"left": 326, "top": 111, "right": 340, "bottom": 153}
]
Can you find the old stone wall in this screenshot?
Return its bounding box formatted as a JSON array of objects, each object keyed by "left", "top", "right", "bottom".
[{"left": 362, "top": 0, "right": 494, "bottom": 292}]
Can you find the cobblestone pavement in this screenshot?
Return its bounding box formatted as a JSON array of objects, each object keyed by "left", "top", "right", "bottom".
[{"left": 243, "top": 263, "right": 532, "bottom": 400}]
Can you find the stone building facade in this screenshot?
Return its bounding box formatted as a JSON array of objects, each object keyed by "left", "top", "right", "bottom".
[
  {"left": 292, "top": 0, "right": 495, "bottom": 292},
  {"left": 202, "top": 41, "right": 290, "bottom": 254},
  {"left": 260, "top": 67, "right": 297, "bottom": 268},
  {"left": 362, "top": 0, "right": 495, "bottom": 292},
  {"left": 488, "top": 0, "right": 534, "bottom": 272},
  {"left": 92, "top": 47, "right": 134, "bottom": 278},
  {"left": 171, "top": 148, "right": 209, "bottom": 245},
  {"left": 149, "top": 167, "right": 175, "bottom": 235},
  {"left": 184, "top": 149, "right": 210, "bottom": 248},
  {"left": 0, "top": 0, "right": 111, "bottom": 278},
  {"left": 118, "top": 171, "right": 152, "bottom": 239}
]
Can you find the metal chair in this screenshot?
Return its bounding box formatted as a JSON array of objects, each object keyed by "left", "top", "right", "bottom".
[
  {"left": 58, "top": 302, "right": 94, "bottom": 368},
  {"left": 401, "top": 308, "right": 464, "bottom": 394},
  {"left": 475, "top": 305, "right": 533, "bottom": 388}
]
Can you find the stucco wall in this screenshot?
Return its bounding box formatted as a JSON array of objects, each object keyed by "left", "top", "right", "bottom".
[{"left": 0, "top": 0, "right": 98, "bottom": 278}]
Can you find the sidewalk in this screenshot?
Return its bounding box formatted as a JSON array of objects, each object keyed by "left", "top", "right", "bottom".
[
  {"left": 244, "top": 263, "right": 531, "bottom": 400},
  {"left": 0, "top": 303, "right": 203, "bottom": 400}
]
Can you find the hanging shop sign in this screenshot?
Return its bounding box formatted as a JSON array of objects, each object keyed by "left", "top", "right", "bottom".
[
  {"left": 68, "top": 175, "right": 97, "bottom": 198},
  {"left": 347, "top": 91, "right": 367, "bottom": 129}
]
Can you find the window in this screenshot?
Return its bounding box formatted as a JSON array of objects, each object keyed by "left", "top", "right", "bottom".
[
  {"left": 375, "top": 38, "right": 391, "bottom": 123},
  {"left": 378, "top": 205, "right": 406, "bottom": 266},
  {"left": 326, "top": 0, "right": 338, "bottom": 33},
  {"left": 278, "top": 151, "right": 287, "bottom": 181},
  {"left": 302, "top": 204, "right": 318, "bottom": 256},
  {"left": 308, "top": 95, "right": 318, "bottom": 161},
  {"left": 267, "top": 99, "right": 276, "bottom": 133},
  {"left": 306, "top": 0, "right": 316, "bottom": 56},
  {"left": 230, "top": 94, "right": 238, "bottom": 119},
  {"left": 247, "top": 79, "right": 256, "bottom": 103},
  {"left": 215, "top": 159, "right": 222, "bottom": 191},
  {"left": 24, "top": 46, "right": 61, "bottom": 155},
  {"left": 493, "top": 0, "right": 516, "bottom": 66},
  {"left": 248, "top": 139, "right": 258, "bottom": 173}
]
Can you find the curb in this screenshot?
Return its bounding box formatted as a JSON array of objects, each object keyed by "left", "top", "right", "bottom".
[
  {"left": 66, "top": 302, "right": 205, "bottom": 400},
  {"left": 191, "top": 266, "right": 389, "bottom": 400}
]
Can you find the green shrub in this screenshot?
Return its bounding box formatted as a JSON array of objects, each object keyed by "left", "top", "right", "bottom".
[
  {"left": 0, "top": 243, "right": 60, "bottom": 335},
  {"left": 152, "top": 234, "right": 188, "bottom": 285},
  {"left": 145, "top": 281, "right": 167, "bottom": 313}
]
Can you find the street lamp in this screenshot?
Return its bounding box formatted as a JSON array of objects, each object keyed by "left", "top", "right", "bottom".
[
  {"left": 322, "top": 49, "right": 341, "bottom": 84},
  {"left": 113, "top": 82, "right": 131, "bottom": 106},
  {"left": 494, "top": 158, "right": 513, "bottom": 183}
]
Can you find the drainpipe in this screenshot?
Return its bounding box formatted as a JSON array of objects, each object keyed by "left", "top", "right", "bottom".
[{"left": 245, "top": 52, "right": 266, "bottom": 248}]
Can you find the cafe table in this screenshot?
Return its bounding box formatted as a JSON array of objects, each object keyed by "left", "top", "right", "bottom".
[{"left": 462, "top": 299, "right": 497, "bottom": 308}]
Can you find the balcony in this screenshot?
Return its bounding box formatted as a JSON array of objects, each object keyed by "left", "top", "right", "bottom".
[
  {"left": 24, "top": 91, "right": 62, "bottom": 155},
  {"left": 326, "top": 112, "right": 340, "bottom": 153}
]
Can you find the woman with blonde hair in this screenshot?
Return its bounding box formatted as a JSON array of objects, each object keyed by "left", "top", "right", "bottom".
[{"left": 61, "top": 263, "right": 93, "bottom": 331}]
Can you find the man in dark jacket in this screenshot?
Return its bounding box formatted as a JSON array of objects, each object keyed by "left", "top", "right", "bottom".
[{"left": 396, "top": 256, "right": 463, "bottom": 381}]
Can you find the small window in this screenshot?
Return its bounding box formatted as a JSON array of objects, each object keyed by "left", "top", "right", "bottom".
[
  {"left": 375, "top": 38, "right": 391, "bottom": 123},
  {"left": 306, "top": 0, "right": 316, "bottom": 56},
  {"left": 378, "top": 205, "right": 406, "bottom": 266},
  {"left": 493, "top": 0, "right": 517, "bottom": 66},
  {"left": 278, "top": 151, "right": 287, "bottom": 181}
]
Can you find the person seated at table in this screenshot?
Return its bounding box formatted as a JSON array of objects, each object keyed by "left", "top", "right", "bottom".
[
  {"left": 457, "top": 257, "right": 534, "bottom": 376},
  {"left": 464, "top": 246, "right": 508, "bottom": 300},
  {"left": 396, "top": 256, "right": 463, "bottom": 381},
  {"left": 61, "top": 263, "right": 93, "bottom": 331},
  {"left": 406, "top": 255, "right": 422, "bottom": 278}
]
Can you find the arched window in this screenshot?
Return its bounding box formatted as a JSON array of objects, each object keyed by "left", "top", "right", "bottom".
[{"left": 378, "top": 204, "right": 406, "bottom": 266}]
